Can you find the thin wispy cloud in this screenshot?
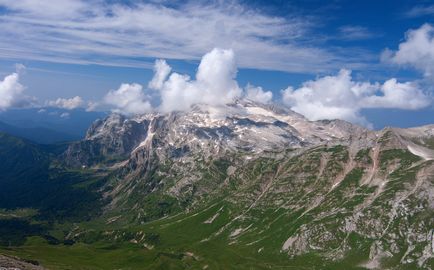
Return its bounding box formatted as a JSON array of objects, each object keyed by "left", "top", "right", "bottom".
[
  {"left": 0, "top": 0, "right": 370, "bottom": 73},
  {"left": 338, "top": 25, "right": 377, "bottom": 40},
  {"left": 405, "top": 5, "right": 434, "bottom": 17}
]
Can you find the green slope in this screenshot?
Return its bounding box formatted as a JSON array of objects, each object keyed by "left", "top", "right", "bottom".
[
  {"left": 0, "top": 132, "right": 106, "bottom": 247},
  {"left": 0, "top": 141, "right": 432, "bottom": 269}
]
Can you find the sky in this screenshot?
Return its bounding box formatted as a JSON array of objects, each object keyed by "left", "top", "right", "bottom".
[{"left": 0, "top": 0, "right": 434, "bottom": 129}]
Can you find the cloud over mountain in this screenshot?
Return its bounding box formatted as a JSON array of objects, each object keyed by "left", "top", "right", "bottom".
[
  {"left": 102, "top": 48, "right": 273, "bottom": 114},
  {"left": 282, "top": 69, "right": 430, "bottom": 127},
  {"left": 99, "top": 48, "right": 431, "bottom": 127},
  {"left": 157, "top": 48, "right": 242, "bottom": 112},
  {"left": 103, "top": 83, "right": 153, "bottom": 115},
  {"left": 244, "top": 85, "right": 273, "bottom": 104},
  {"left": 148, "top": 59, "right": 171, "bottom": 91}
]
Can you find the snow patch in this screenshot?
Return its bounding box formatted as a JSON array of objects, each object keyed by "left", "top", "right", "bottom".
[
  {"left": 244, "top": 106, "right": 292, "bottom": 124},
  {"left": 407, "top": 145, "right": 434, "bottom": 160},
  {"left": 133, "top": 125, "right": 155, "bottom": 152}
]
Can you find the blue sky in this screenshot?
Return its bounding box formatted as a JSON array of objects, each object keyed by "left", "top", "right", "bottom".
[{"left": 0, "top": 0, "right": 434, "bottom": 129}]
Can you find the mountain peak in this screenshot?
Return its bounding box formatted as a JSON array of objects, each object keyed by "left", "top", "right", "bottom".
[{"left": 65, "top": 101, "right": 373, "bottom": 168}]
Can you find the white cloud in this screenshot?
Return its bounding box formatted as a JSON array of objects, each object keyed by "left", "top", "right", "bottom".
[
  {"left": 0, "top": 70, "right": 32, "bottom": 110},
  {"left": 338, "top": 25, "right": 375, "bottom": 40},
  {"left": 103, "top": 83, "right": 152, "bottom": 115},
  {"left": 282, "top": 69, "right": 431, "bottom": 127},
  {"left": 47, "top": 96, "right": 84, "bottom": 109},
  {"left": 14, "top": 63, "right": 26, "bottom": 73},
  {"left": 195, "top": 48, "right": 241, "bottom": 102},
  {"left": 108, "top": 48, "right": 272, "bottom": 113},
  {"left": 0, "top": 1, "right": 368, "bottom": 72},
  {"left": 405, "top": 5, "right": 434, "bottom": 18},
  {"left": 383, "top": 24, "right": 434, "bottom": 79},
  {"left": 86, "top": 101, "right": 99, "bottom": 112},
  {"left": 148, "top": 59, "right": 171, "bottom": 90},
  {"left": 157, "top": 48, "right": 242, "bottom": 112},
  {"left": 244, "top": 84, "right": 273, "bottom": 103},
  {"left": 97, "top": 48, "right": 431, "bottom": 124},
  {"left": 0, "top": 0, "right": 87, "bottom": 18},
  {"left": 363, "top": 79, "right": 430, "bottom": 109}
]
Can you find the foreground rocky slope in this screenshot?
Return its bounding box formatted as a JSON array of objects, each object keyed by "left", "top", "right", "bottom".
[
  {"left": 1, "top": 101, "right": 433, "bottom": 269},
  {"left": 0, "top": 255, "right": 45, "bottom": 270}
]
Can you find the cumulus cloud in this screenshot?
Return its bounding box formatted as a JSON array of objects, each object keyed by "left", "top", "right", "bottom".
[
  {"left": 282, "top": 69, "right": 431, "bottom": 126},
  {"left": 156, "top": 48, "right": 242, "bottom": 112},
  {"left": 0, "top": 67, "right": 34, "bottom": 110},
  {"left": 244, "top": 84, "right": 273, "bottom": 103},
  {"left": 99, "top": 48, "right": 431, "bottom": 124},
  {"left": 47, "top": 96, "right": 84, "bottom": 109},
  {"left": 148, "top": 59, "right": 171, "bottom": 90},
  {"left": 106, "top": 48, "right": 276, "bottom": 114},
  {"left": 103, "top": 83, "right": 152, "bottom": 115},
  {"left": 383, "top": 24, "right": 434, "bottom": 79},
  {"left": 405, "top": 5, "right": 434, "bottom": 18},
  {"left": 363, "top": 79, "right": 430, "bottom": 109},
  {"left": 100, "top": 48, "right": 244, "bottom": 114}
]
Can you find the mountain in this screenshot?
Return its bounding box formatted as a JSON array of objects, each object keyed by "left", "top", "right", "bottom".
[
  {"left": 0, "top": 101, "right": 433, "bottom": 269},
  {"left": 64, "top": 101, "right": 368, "bottom": 167},
  {"left": 0, "top": 108, "right": 107, "bottom": 143},
  {"left": 0, "top": 120, "right": 77, "bottom": 144},
  {"left": 0, "top": 132, "right": 105, "bottom": 248}
]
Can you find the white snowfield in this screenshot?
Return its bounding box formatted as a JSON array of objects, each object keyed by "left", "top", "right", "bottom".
[{"left": 407, "top": 145, "right": 434, "bottom": 160}]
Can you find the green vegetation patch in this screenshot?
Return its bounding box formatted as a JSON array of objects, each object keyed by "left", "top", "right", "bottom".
[{"left": 379, "top": 149, "right": 421, "bottom": 171}]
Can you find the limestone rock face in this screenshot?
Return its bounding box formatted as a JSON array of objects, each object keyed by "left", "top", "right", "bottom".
[{"left": 65, "top": 101, "right": 375, "bottom": 167}]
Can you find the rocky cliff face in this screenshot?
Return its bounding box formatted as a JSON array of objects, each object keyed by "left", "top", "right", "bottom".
[
  {"left": 64, "top": 101, "right": 434, "bottom": 269},
  {"left": 64, "top": 114, "right": 151, "bottom": 166},
  {"left": 65, "top": 100, "right": 372, "bottom": 166}
]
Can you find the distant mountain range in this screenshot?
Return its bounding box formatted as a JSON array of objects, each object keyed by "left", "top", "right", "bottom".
[{"left": 0, "top": 108, "right": 107, "bottom": 144}]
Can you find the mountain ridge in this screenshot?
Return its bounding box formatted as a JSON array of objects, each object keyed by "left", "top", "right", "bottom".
[{"left": 0, "top": 101, "right": 433, "bottom": 269}]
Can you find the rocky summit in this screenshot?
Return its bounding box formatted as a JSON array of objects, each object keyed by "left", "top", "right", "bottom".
[{"left": 1, "top": 100, "right": 433, "bottom": 269}]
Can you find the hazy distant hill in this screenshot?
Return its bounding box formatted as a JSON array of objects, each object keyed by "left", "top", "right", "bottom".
[{"left": 0, "top": 108, "right": 107, "bottom": 143}]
